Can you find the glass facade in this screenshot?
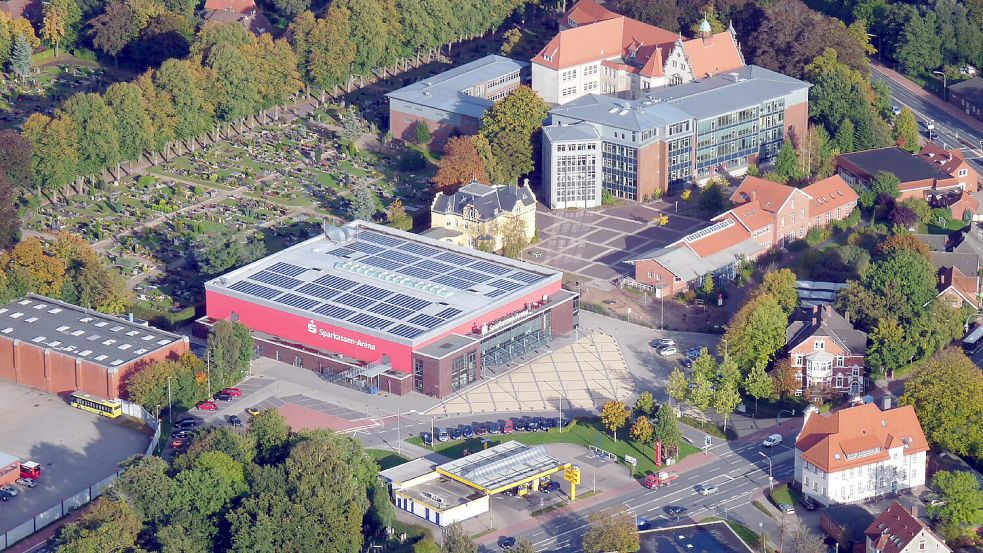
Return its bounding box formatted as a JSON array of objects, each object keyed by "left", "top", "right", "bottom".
[
  {"left": 481, "top": 311, "right": 551, "bottom": 368},
  {"left": 694, "top": 99, "right": 786, "bottom": 177},
  {"left": 667, "top": 136, "right": 693, "bottom": 193},
  {"left": 554, "top": 142, "right": 599, "bottom": 205},
  {"left": 413, "top": 359, "right": 424, "bottom": 392},
  {"left": 602, "top": 142, "right": 638, "bottom": 201},
  {"left": 450, "top": 351, "right": 477, "bottom": 391}
]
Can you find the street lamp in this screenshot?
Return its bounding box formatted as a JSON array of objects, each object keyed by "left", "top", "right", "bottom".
[
  {"left": 758, "top": 451, "right": 774, "bottom": 491},
  {"left": 933, "top": 70, "right": 948, "bottom": 101},
  {"left": 777, "top": 409, "right": 794, "bottom": 425}
]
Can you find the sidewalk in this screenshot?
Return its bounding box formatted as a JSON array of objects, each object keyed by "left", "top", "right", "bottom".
[{"left": 871, "top": 61, "right": 983, "bottom": 137}]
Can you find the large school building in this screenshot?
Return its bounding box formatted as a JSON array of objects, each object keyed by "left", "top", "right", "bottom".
[{"left": 200, "top": 221, "right": 579, "bottom": 398}]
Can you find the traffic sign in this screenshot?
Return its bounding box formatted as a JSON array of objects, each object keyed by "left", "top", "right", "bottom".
[
  {"left": 625, "top": 455, "right": 638, "bottom": 467},
  {"left": 704, "top": 435, "right": 712, "bottom": 447}
]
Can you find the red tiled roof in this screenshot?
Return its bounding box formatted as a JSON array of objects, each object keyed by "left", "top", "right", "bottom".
[
  {"left": 938, "top": 265, "right": 979, "bottom": 308},
  {"left": 204, "top": 0, "right": 255, "bottom": 14},
  {"left": 686, "top": 219, "right": 754, "bottom": 257},
  {"left": 803, "top": 175, "right": 858, "bottom": 215},
  {"left": 560, "top": 0, "right": 619, "bottom": 27},
  {"left": 680, "top": 32, "right": 744, "bottom": 78},
  {"left": 719, "top": 200, "right": 774, "bottom": 232},
  {"left": 865, "top": 502, "right": 950, "bottom": 553},
  {"left": 533, "top": 15, "right": 678, "bottom": 74},
  {"left": 918, "top": 142, "right": 967, "bottom": 175},
  {"left": 795, "top": 403, "right": 929, "bottom": 474},
  {"left": 731, "top": 176, "right": 796, "bottom": 213}
]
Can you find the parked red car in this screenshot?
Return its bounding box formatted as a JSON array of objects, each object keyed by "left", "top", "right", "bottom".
[
  {"left": 222, "top": 387, "right": 242, "bottom": 397},
  {"left": 196, "top": 401, "right": 218, "bottom": 411},
  {"left": 503, "top": 419, "right": 515, "bottom": 434},
  {"left": 169, "top": 438, "right": 186, "bottom": 449}
]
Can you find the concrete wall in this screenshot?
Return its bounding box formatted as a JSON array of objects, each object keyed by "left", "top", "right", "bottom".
[
  {"left": 532, "top": 62, "right": 560, "bottom": 104},
  {"left": 394, "top": 491, "right": 489, "bottom": 527}
]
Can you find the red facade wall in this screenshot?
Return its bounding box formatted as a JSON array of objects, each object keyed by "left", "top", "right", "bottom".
[
  {"left": 637, "top": 141, "right": 666, "bottom": 198},
  {"left": 0, "top": 334, "right": 187, "bottom": 400},
  {"left": 206, "top": 281, "right": 562, "bottom": 373},
  {"left": 949, "top": 89, "right": 983, "bottom": 123},
  {"left": 633, "top": 259, "right": 687, "bottom": 295},
  {"left": 784, "top": 101, "right": 808, "bottom": 143},
  {"left": 389, "top": 109, "right": 480, "bottom": 150}
]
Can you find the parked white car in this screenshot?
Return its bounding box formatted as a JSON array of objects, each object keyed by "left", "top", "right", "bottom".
[
  {"left": 658, "top": 346, "right": 677, "bottom": 356},
  {"left": 762, "top": 434, "right": 783, "bottom": 447}
]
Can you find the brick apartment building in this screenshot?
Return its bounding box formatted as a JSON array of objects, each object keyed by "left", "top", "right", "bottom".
[
  {"left": 948, "top": 77, "right": 983, "bottom": 123},
  {"left": 836, "top": 145, "right": 979, "bottom": 209},
  {"left": 626, "top": 175, "right": 857, "bottom": 296},
  {"left": 386, "top": 55, "right": 529, "bottom": 149},
  {"left": 542, "top": 65, "right": 809, "bottom": 204},
  {"left": 794, "top": 403, "right": 929, "bottom": 507},
  {"left": 786, "top": 305, "right": 867, "bottom": 397},
  {"left": 533, "top": 0, "right": 745, "bottom": 105},
  {"left": 0, "top": 295, "right": 189, "bottom": 399}
]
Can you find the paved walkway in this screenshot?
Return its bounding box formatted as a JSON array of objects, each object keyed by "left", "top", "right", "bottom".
[{"left": 427, "top": 334, "right": 632, "bottom": 416}]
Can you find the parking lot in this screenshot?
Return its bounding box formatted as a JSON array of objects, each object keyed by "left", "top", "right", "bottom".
[
  {"left": 0, "top": 382, "right": 149, "bottom": 533},
  {"left": 524, "top": 204, "right": 710, "bottom": 282},
  {"left": 639, "top": 521, "right": 753, "bottom": 552}
]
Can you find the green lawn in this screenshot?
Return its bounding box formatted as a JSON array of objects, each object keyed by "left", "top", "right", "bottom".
[
  {"left": 366, "top": 449, "right": 410, "bottom": 470},
  {"left": 768, "top": 483, "right": 802, "bottom": 507},
  {"left": 407, "top": 419, "right": 699, "bottom": 476},
  {"left": 703, "top": 518, "right": 761, "bottom": 548}
]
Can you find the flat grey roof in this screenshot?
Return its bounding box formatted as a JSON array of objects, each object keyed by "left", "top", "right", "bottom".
[
  {"left": 838, "top": 147, "right": 951, "bottom": 182},
  {"left": 395, "top": 474, "right": 483, "bottom": 510},
  {"left": 437, "top": 441, "right": 566, "bottom": 491},
  {"left": 543, "top": 122, "right": 601, "bottom": 142},
  {"left": 0, "top": 295, "right": 183, "bottom": 371},
  {"left": 206, "top": 221, "right": 562, "bottom": 346},
  {"left": 550, "top": 65, "right": 809, "bottom": 129},
  {"left": 379, "top": 457, "right": 436, "bottom": 487},
  {"left": 416, "top": 334, "right": 478, "bottom": 359},
  {"left": 386, "top": 55, "right": 528, "bottom": 118}
]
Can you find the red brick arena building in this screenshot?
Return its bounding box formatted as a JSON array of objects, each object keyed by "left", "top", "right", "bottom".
[
  {"left": 0, "top": 295, "right": 189, "bottom": 399},
  {"left": 199, "top": 221, "right": 579, "bottom": 398}
]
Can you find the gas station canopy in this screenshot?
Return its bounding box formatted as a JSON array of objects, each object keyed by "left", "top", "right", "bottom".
[{"left": 436, "top": 441, "right": 569, "bottom": 494}]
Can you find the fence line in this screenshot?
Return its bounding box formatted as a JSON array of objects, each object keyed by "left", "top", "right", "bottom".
[{"left": 0, "top": 404, "right": 158, "bottom": 551}]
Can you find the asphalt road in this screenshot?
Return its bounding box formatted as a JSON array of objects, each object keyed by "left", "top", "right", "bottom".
[
  {"left": 491, "top": 438, "right": 798, "bottom": 553},
  {"left": 871, "top": 66, "right": 983, "bottom": 175}
]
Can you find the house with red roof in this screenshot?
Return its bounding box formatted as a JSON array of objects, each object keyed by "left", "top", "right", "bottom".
[
  {"left": 717, "top": 174, "right": 858, "bottom": 248},
  {"left": 786, "top": 305, "right": 867, "bottom": 398},
  {"left": 533, "top": 0, "right": 745, "bottom": 105},
  {"left": 865, "top": 502, "right": 951, "bottom": 553},
  {"left": 626, "top": 175, "right": 857, "bottom": 295},
  {"left": 794, "top": 403, "right": 929, "bottom": 507},
  {"left": 201, "top": 0, "right": 270, "bottom": 34}
]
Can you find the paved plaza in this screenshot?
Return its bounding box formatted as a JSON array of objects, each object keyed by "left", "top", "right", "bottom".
[
  {"left": 524, "top": 204, "right": 709, "bottom": 282},
  {"left": 427, "top": 334, "right": 632, "bottom": 416}
]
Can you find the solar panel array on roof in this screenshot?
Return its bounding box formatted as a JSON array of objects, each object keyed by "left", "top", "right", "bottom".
[
  {"left": 229, "top": 281, "right": 280, "bottom": 299},
  {"left": 268, "top": 262, "right": 306, "bottom": 277},
  {"left": 218, "top": 224, "right": 557, "bottom": 342},
  {"left": 251, "top": 271, "right": 302, "bottom": 289}
]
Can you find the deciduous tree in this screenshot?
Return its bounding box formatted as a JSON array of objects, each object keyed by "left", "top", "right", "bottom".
[
  {"left": 667, "top": 367, "right": 688, "bottom": 406},
  {"left": 600, "top": 400, "right": 631, "bottom": 442},
  {"left": 443, "top": 522, "right": 477, "bottom": 553},
  {"left": 55, "top": 498, "right": 141, "bottom": 553},
  {"left": 46, "top": 0, "right": 81, "bottom": 51},
  {"left": 760, "top": 268, "right": 799, "bottom": 316},
  {"left": 771, "top": 358, "right": 800, "bottom": 398},
  {"left": 893, "top": 107, "right": 920, "bottom": 152},
  {"left": 433, "top": 136, "right": 488, "bottom": 193},
  {"left": 653, "top": 404, "right": 682, "bottom": 458},
  {"left": 113, "top": 455, "right": 175, "bottom": 524},
  {"left": 41, "top": 5, "right": 65, "bottom": 56},
  {"left": 0, "top": 172, "right": 19, "bottom": 250},
  {"left": 480, "top": 86, "right": 548, "bottom": 184},
  {"left": 249, "top": 409, "right": 290, "bottom": 465},
  {"left": 900, "top": 348, "right": 983, "bottom": 458},
  {"left": 870, "top": 171, "right": 901, "bottom": 199},
  {"left": 928, "top": 470, "right": 983, "bottom": 542},
  {"left": 386, "top": 199, "right": 412, "bottom": 230},
  {"left": 290, "top": 9, "right": 356, "bottom": 90},
  {"left": 713, "top": 381, "right": 742, "bottom": 432},
  {"left": 634, "top": 391, "right": 656, "bottom": 416},
  {"left": 744, "top": 362, "right": 774, "bottom": 413},
  {"left": 629, "top": 416, "right": 653, "bottom": 444},
  {"left": 582, "top": 508, "right": 640, "bottom": 553},
  {"left": 59, "top": 93, "right": 120, "bottom": 177},
  {"left": 89, "top": 1, "right": 136, "bottom": 61},
  {"left": 104, "top": 82, "right": 152, "bottom": 163},
  {"left": 723, "top": 293, "right": 788, "bottom": 374}
]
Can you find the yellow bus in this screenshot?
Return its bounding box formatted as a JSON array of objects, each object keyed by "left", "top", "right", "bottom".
[{"left": 70, "top": 392, "right": 123, "bottom": 418}]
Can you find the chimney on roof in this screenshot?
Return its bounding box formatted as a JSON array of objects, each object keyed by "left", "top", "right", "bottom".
[
  {"left": 909, "top": 504, "right": 918, "bottom": 517},
  {"left": 522, "top": 178, "right": 529, "bottom": 188}
]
